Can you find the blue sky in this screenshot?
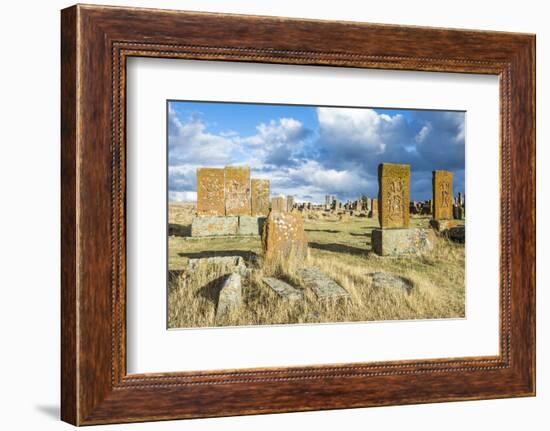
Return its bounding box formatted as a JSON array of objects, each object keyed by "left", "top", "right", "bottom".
[{"left": 168, "top": 101, "right": 465, "bottom": 203}]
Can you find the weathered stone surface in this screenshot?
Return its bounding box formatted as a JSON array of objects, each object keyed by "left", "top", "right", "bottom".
[
  {"left": 224, "top": 166, "right": 251, "bottom": 216},
  {"left": 191, "top": 216, "right": 238, "bottom": 237},
  {"left": 429, "top": 219, "right": 460, "bottom": 233},
  {"left": 262, "top": 211, "right": 308, "bottom": 261},
  {"left": 196, "top": 168, "right": 225, "bottom": 216},
  {"left": 215, "top": 273, "right": 242, "bottom": 320},
  {"left": 238, "top": 216, "right": 266, "bottom": 236},
  {"left": 432, "top": 170, "right": 453, "bottom": 220},
  {"left": 188, "top": 256, "right": 248, "bottom": 276},
  {"left": 263, "top": 277, "right": 304, "bottom": 301},
  {"left": 286, "top": 195, "right": 295, "bottom": 212},
  {"left": 271, "top": 196, "right": 286, "bottom": 212},
  {"left": 447, "top": 225, "right": 465, "bottom": 243},
  {"left": 370, "top": 272, "right": 413, "bottom": 293},
  {"left": 378, "top": 163, "right": 410, "bottom": 229},
  {"left": 298, "top": 267, "right": 349, "bottom": 299},
  {"left": 372, "top": 228, "right": 435, "bottom": 256},
  {"left": 251, "top": 179, "right": 270, "bottom": 216}
]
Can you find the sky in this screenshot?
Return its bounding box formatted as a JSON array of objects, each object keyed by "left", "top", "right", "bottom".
[{"left": 168, "top": 101, "right": 465, "bottom": 204}]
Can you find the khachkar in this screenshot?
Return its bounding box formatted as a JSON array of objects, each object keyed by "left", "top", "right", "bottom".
[
  {"left": 224, "top": 166, "right": 251, "bottom": 216},
  {"left": 196, "top": 168, "right": 225, "bottom": 216},
  {"left": 372, "top": 163, "right": 434, "bottom": 256},
  {"left": 191, "top": 165, "right": 269, "bottom": 237},
  {"left": 430, "top": 170, "right": 458, "bottom": 232},
  {"left": 251, "top": 179, "right": 270, "bottom": 216}
]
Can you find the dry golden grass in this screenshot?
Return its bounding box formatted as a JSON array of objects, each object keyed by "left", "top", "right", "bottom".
[{"left": 167, "top": 203, "right": 465, "bottom": 328}]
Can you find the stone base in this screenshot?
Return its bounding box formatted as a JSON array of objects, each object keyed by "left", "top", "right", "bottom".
[
  {"left": 429, "top": 219, "right": 460, "bottom": 232},
  {"left": 191, "top": 216, "right": 238, "bottom": 237},
  {"left": 238, "top": 216, "right": 266, "bottom": 236},
  {"left": 372, "top": 228, "right": 435, "bottom": 256},
  {"left": 191, "top": 216, "right": 266, "bottom": 237}
]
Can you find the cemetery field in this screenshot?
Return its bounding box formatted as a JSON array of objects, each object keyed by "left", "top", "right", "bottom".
[{"left": 167, "top": 202, "right": 465, "bottom": 328}]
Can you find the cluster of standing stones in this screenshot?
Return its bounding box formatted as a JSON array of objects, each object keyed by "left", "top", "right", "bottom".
[{"left": 187, "top": 164, "right": 466, "bottom": 319}]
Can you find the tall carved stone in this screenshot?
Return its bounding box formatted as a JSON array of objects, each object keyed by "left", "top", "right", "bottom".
[
  {"left": 251, "top": 179, "right": 270, "bottom": 216},
  {"left": 378, "top": 163, "right": 410, "bottom": 229},
  {"left": 432, "top": 170, "right": 453, "bottom": 220},
  {"left": 196, "top": 168, "right": 225, "bottom": 216},
  {"left": 224, "top": 166, "right": 251, "bottom": 216},
  {"left": 286, "top": 195, "right": 295, "bottom": 212},
  {"left": 271, "top": 196, "right": 286, "bottom": 212}
]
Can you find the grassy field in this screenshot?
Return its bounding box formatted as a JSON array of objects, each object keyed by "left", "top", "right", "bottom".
[{"left": 168, "top": 202, "right": 465, "bottom": 328}]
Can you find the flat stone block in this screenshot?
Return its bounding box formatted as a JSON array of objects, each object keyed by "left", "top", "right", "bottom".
[
  {"left": 298, "top": 267, "right": 349, "bottom": 299},
  {"left": 263, "top": 277, "right": 304, "bottom": 301},
  {"left": 215, "top": 273, "right": 242, "bottom": 320},
  {"left": 188, "top": 256, "right": 248, "bottom": 276},
  {"left": 372, "top": 228, "right": 435, "bottom": 256},
  {"left": 429, "top": 219, "right": 460, "bottom": 232},
  {"left": 238, "top": 216, "right": 266, "bottom": 236},
  {"left": 191, "top": 216, "right": 238, "bottom": 237}
]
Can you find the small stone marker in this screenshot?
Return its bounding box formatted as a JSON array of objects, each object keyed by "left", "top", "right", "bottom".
[
  {"left": 298, "top": 267, "right": 349, "bottom": 299},
  {"left": 447, "top": 225, "right": 465, "bottom": 243},
  {"left": 432, "top": 170, "right": 453, "bottom": 220},
  {"left": 191, "top": 216, "right": 238, "bottom": 237},
  {"left": 378, "top": 163, "right": 410, "bottom": 228},
  {"left": 196, "top": 168, "right": 225, "bottom": 216},
  {"left": 262, "top": 211, "right": 308, "bottom": 261},
  {"left": 263, "top": 277, "right": 304, "bottom": 301},
  {"left": 251, "top": 179, "right": 270, "bottom": 216},
  {"left": 224, "top": 166, "right": 251, "bottom": 216},
  {"left": 271, "top": 196, "right": 286, "bottom": 212},
  {"left": 215, "top": 273, "right": 242, "bottom": 320},
  {"left": 370, "top": 272, "right": 413, "bottom": 293}
]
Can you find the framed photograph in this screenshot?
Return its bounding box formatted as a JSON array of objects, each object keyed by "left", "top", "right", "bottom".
[{"left": 61, "top": 4, "right": 535, "bottom": 425}]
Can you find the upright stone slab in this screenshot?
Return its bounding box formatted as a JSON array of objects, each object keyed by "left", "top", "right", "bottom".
[
  {"left": 432, "top": 170, "right": 453, "bottom": 220},
  {"left": 251, "top": 179, "right": 270, "bottom": 216},
  {"left": 215, "top": 273, "right": 242, "bottom": 321},
  {"left": 224, "top": 166, "right": 251, "bottom": 216},
  {"left": 271, "top": 196, "right": 286, "bottom": 212},
  {"left": 298, "top": 267, "right": 349, "bottom": 299},
  {"left": 262, "top": 211, "right": 308, "bottom": 262},
  {"left": 196, "top": 168, "right": 225, "bottom": 216},
  {"left": 378, "top": 163, "right": 410, "bottom": 228},
  {"left": 286, "top": 195, "right": 295, "bottom": 212}
]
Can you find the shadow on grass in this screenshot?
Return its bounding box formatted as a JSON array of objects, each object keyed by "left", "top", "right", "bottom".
[
  {"left": 349, "top": 232, "right": 372, "bottom": 238},
  {"left": 168, "top": 223, "right": 191, "bottom": 237},
  {"left": 308, "top": 242, "right": 370, "bottom": 256},
  {"left": 305, "top": 229, "right": 341, "bottom": 234},
  {"left": 197, "top": 274, "right": 228, "bottom": 303}
]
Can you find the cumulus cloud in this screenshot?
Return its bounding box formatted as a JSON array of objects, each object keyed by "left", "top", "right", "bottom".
[{"left": 168, "top": 104, "right": 465, "bottom": 203}]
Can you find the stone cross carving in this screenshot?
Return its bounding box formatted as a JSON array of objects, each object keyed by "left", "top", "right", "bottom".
[
  {"left": 432, "top": 170, "right": 453, "bottom": 220},
  {"left": 196, "top": 168, "right": 225, "bottom": 216},
  {"left": 378, "top": 163, "right": 410, "bottom": 229}
]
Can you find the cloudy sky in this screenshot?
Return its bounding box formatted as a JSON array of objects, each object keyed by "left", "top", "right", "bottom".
[{"left": 168, "top": 101, "right": 465, "bottom": 204}]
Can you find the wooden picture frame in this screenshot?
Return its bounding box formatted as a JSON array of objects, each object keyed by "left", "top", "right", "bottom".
[{"left": 61, "top": 4, "right": 535, "bottom": 425}]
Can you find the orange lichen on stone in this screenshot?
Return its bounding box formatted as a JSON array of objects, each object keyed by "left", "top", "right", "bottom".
[
  {"left": 432, "top": 170, "right": 453, "bottom": 220},
  {"left": 196, "top": 168, "right": 225, "bottom": 216},
  {"left": 271, "top": 196, "right": 286, "bottom": 212},
  {"left": 378, "top": 163, "right": 410, "bottom": 229},
  {"left": 262, "top": 211, "right": 308, "bottom": 262},
  {"left": 251, "top": 179, "right": 270, "bottom": 216},
  {"left": 224, "top": 166, "right": 251, "bottom": 216}
]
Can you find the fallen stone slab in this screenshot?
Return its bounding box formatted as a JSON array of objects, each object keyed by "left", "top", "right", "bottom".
[
  {"left": 263, "top": 277, "right": 304, "bottom": 301},
  {"left": 297, "top": 267, "right": 349, "bottom": 299},
  {"left": 191, "top": 216, "right": 238, "bottom": 237},
  {"left": 215, "top": 273, "right": 242, "bottom": 320},
  {"left": 188, "top": 256, "right": 248, "bottom": 276},
  {"left": 370, "top": 272, "right": 413, "bottom": 293},
  {"left": 371, "top": 228, "right": 435, "bottom": 256}
]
